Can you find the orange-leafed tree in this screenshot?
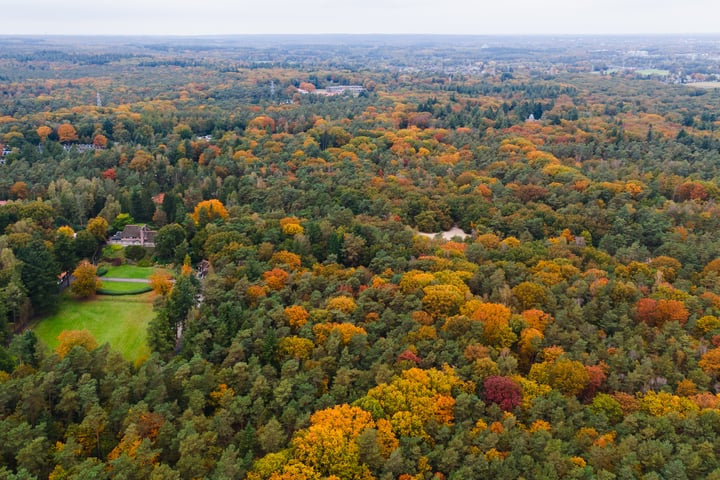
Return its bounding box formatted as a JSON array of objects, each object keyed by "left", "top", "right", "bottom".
[
  {"left": 635, "top": 298, "right": 689, "bottom": 326},
  {"left": 70, "top": 260, "right": 101, "bottom": 299},
  {"left": 471, "top": 302, "right": 512, "bottom": 324},
  {"left": 93, "top": 134, "right": 108, "bottom": 148},
  {"left": 271, "top": 250, "right": 302, "bottom": 271},
  {"left": 284, "top": 305, "right": 310, "bottom": 329},
  {"left": 37, "top": 125, "right": 52, "bottom": 141},
  {"left": 313, "top": 323, "right": 367, "bottom": 345},
  {"left": 264, "top": 268, "right": 290, "bottom": 291},
  {"left": 521, "top": 309, "right": 553, "bottom": 332},
  {"left": 57, "top": 123, "right": 78, "bottom": 143},
  {"left": 245, "top": 285, "right": 267, "bottom": 306},
  {"left": 149, "top": 272, "right": 174, "bottom": 296},
  {"left": 247, "top": 115, "right": 276, "bottom": 132},
  {"left": 298, "top": 82, "right": 316, "bottom": 92},
  {"left": 56, "top": 329, "right": 99, "bottom": 358},
  {"left": 655, "top": 299, "right": 690, "bottom": 325},
  {"left": 699, "top": 347, "right": 720, "bottom": 378}
]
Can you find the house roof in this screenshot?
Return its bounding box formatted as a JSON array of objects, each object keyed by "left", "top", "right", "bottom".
[{"left": 121, "top": 225, "right": 142, "bottom": 238}]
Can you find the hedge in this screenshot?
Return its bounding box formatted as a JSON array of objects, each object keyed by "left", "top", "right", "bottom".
[{"left": 96, "top": 286, "right": 152, "bottom": 296}]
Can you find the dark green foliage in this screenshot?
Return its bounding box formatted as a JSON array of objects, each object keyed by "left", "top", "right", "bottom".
[
  {"left": 15, "top": 239, "right": 59, "bottom": 314},
  {"left": 74, "top": 230, "right": 99, "bottom": 261},
  {"left": 124, "top": 245, "right": 147, "bottom": 262},
  {"left": 148, "top": 274, "right": 199, "bottom": 356},
  {"left": 154, "top": 224, "right": 186, "bottom": 263}
]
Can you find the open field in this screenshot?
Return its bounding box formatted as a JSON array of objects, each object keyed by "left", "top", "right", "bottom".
[
  {"left": 102, "top": 265, "right": 156, "bottom": 279},
  {"left": 98, "top": 281, "right": 153, "bottom": 294},
  {"left": 34, "top": 293, "right": 155, "bottom": 362},
  {"left": 102, "top": 265, "right": 171, "bottom": 279}
]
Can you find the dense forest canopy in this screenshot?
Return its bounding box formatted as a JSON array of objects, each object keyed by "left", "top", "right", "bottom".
[{"left": 1, "top": 35, "right": 720, "bottom": 479}]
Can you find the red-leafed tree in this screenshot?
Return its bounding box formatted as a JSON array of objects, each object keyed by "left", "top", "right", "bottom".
[{"left": 483, "top": 375, "right": 522, "bottom": 411}]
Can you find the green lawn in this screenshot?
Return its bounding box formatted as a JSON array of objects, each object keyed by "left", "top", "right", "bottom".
[
  {"left": 34, "top": 293, "right": 155, "bottom": 362},
  {"left": 98, "top": 281, "right": 152, "bottom": 294},
  {"left": 103, "top": 265, "right": 169, "bottom": 279}
]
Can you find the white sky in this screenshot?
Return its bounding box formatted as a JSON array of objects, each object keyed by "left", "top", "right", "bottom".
[{"left": 3, "top": 0, "right": 720, "bottom": 35}]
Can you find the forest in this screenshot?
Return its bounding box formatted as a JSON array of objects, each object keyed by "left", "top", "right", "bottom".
[{"left": 1, "top": 35, "right": 720, "bottom": 478}]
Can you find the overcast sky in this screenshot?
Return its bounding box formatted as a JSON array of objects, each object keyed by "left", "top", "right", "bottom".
[{"left": 4, "top": 0, "right": 719, "bottom": 36}]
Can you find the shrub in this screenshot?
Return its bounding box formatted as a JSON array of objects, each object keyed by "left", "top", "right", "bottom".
[
  {"left": 125, "top": 245, "right": 147, "bottom": 262},
  {"left": 137, "top": 257, "right": 153, "bottom": 267},
  {"left": 96, "top": 286, "right": 153, "bottom": 295}
]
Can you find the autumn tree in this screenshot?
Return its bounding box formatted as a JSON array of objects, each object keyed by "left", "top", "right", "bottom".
[
  {"left": 92, "top": 134, "right": 107, "bottom": 148},
  {"left": 9, "top": 181, "right": 28, "bottom": 200},
  {"left": 57, "top": 123, "right": 78, "bottom": 143},
  {"left": 86, "top": 216, "right": 109, "bottom": 241},
  {"left": 298, "top": 82, "right": 316, "bottom": 92},
  {"left": 422, "top": 284, "right": 465, "bottom": 318},
  {"left": 191, "top": 199, "right": 229, "bottom": 225},
  {"left": 699, "top": 347, "right": 720, "bottom": 378},
  {"left": 149, "top": 272, "right": 174, "bottom": 296},
  {"left": 264, "top": 268, "right": 290, "bottom": 291},
  {"left": 285, "top": 305, "right": 310, "bottom": 329},
  {"left": 70, "top": 260, "right": 101, "bottom": 298},
  {"left": 483, "top": 375, "right": 522, "bottom": 411},
  {"left": 280, "top": 217, "right": 304, "bottom": 235},
  {"left": 326, "top": 295, "right": 357, "bottom": 314},
  {"left": 512, "top": 281, "right": 549, "bottom": 311},
  {"left": 291, "top": 405, "right": 376, "bottom": 478},
  {"left": 56, "top": 329, "right": 98, "bottom": 358},
  {"left": 634, "top": 298, "right": 689, "bottom": 326},
  {"left": 534, "top": 358, "right": 590, "bottom": 396},
  {"left": 36, "top": 125, "right": 52, "bottom": 141},
  {"left": 271, "top": 250, "right": 302, "bottom": 271}
]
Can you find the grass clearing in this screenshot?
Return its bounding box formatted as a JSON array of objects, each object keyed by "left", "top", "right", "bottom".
[
  {"left": 34, "top": 293, "right": 155, "bottom": 362},
  {"left": 103, "top": 265, "right": 170, "bottom": 279}
]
